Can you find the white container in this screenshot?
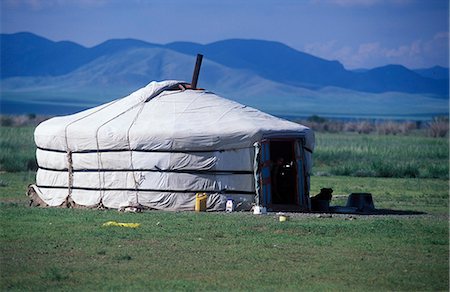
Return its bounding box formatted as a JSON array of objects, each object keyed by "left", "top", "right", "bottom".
[
  {"left": 226, "top": 199, "right": 234, "bottom": 212},
  {"left": 253, "top": 206, "right": 267, "bottom": 215}
]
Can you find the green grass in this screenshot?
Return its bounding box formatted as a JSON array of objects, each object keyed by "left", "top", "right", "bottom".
[
  {"left": 312, "top": 176, "right": 449, "bottom": 216},
  {"left": 0, "top": 172, "right": 35, "bottom": 202},
  {"left": 0, "top": 127, "right": 36, "bottom": 172},
  {"left": 0, "top": 127, "right": 448, "bottom": 290},
  {"left": 314, "top": 133, "right": 449, "bottom": 179},
  {"left": 0, "top": 172, "right": 448, "bottom": 291},
  {"left": 1, "top": 206, "right": 447, "bottom": 291}
]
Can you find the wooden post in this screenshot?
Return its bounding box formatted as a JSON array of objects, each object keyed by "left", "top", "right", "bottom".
[{"left": 191, "top": 54, "right": 203, "bottom": 89}]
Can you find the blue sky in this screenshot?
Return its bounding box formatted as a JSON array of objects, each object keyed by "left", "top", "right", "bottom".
[{"left": 1, "top": 0, "right": 448, "bottom": 69}]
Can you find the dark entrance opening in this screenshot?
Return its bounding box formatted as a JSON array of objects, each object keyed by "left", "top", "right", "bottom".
[{"left": 270, "top": 140, "right": 298, "bottom": 206}]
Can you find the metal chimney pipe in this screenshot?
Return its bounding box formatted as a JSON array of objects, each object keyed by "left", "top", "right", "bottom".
[{"left": 191, "top": 54, "right": 203, "bottom": 89}]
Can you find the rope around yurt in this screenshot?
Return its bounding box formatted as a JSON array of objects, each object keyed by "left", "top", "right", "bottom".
[
  {"left": 63, "top": 98, "right": 122, "bottom": 205},
  {"left": 62, "top": 85, "right": 181, "bottom": 208}
]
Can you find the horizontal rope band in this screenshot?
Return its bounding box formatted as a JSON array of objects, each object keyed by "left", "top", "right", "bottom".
[
  {"left": 36, "top": 185, "right": 256, "bottom": 195},
  {"left": 37, "top": 146, "right": 252, "bottom": 154},
  {"left": 38, "top": 166, "right": 253, "bottom": 175}
]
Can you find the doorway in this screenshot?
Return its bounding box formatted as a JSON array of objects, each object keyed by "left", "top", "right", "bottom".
[
  {"left": 269, "top": 140, "right": 298, "bottom": 205},
  {"left": 259, "top": 138, "right": 307, "bottom": 211}
]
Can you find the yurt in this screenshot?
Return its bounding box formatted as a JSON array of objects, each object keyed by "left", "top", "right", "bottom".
[{"left": 30, "top": 80, "right": 314, "bottom": 211}]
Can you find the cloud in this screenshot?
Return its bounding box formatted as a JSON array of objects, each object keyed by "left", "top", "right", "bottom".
[{"left": 303, "top": 33, "right": 449, "bottom": 69}]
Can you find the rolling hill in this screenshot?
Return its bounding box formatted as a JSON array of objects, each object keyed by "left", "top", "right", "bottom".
[
  {"left": 0, "top": 32, "right": 448, "bottom": 118},
  {"left": 167, "top": 39, "right": 448, "bottom": 95}
]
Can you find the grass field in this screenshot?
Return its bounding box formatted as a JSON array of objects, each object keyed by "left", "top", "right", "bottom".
[
  {"left": 0, "top": 126, "right": 448, "bottom": 290},
  {"left": 314, "top": 133, "right": 449, "bottom": 179},
  {"left": 0, "top": 171, "right": 448, "bottom": 291},
  {"left": 0, "top": 127, "right": 36, "bottom": 172}
]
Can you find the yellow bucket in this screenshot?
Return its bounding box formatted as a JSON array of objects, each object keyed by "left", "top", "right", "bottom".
[{"left": 195, "top": 193, "right": 207, "bottom": 212}]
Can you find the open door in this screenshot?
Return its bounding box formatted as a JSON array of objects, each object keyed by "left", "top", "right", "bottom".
[
  {"left": 259, "top": 139, "right": 272, "bottom": 207},
  {"left": 258, "top": 138, "right": 308, "bottom": 211}
]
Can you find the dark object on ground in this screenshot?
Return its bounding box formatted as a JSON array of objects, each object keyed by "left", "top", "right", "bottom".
[
  {"left": 346, "top": 193, "right": 375, "bottom": 212},
  {"left": 311, "top": 188, "right": 333, "bottom": 212},
  {"left": 327, "top": 192, "right": 401, "bottom": 215}
]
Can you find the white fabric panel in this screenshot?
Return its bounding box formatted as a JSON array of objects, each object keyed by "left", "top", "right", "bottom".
[
  {"left": 72, "top": 172, "right": 102, "bottom": 189},
  {"left": 33, "top": 100, "right": 117, "bottom": 152},
  {"left": 136, "top": 172, "right": 254, "bottom": 192},
  {"left": 155, "top": 172, "right": 254, "bottom": 192},
  {"left": 74, "top": 152, "right": 105, "bottom": 169},
  {"left": 165, "top": 152, "right": 216, "bottom": 171},
  {"left": 98, "top": 172, "right": 136, "bottom": 189},
  {"left": 137, "top": 192, "right": 254, "bottom": 211},
  {"left": 33, "top": 186, "right": 255, "bottom": 211},
  {"left": 102, "top": 190, "right": 138, "bottom": 209},
  {"left": 215, "top": 148, "right": 254, "bottom": 171},
  {"left": 34, "top": 187, "right": 67, "bottom": 206},
  {"left": 136, "top": 192, "right": 228, "bottom": 211},
  {"left": 37, "top": 169, "right": 68, "bottom": 187},
  {"left": 36, "top": 148, "right": 254, "bottom": 172},
  {"left": 70, "top": 189, "right": 102, "bottom": 207},
  {"left": 72, "top": 152, "right": 132, "bottom": 170},
  {"left": 37, "top": 169, "right": 254, "bottom": 192},
  {"left": 36, "top": 149, "right": 67, "bottom": 170},
  {"left": 138, "top": 192, "right": 196, "bottom": 211},
  {"left": 34, "top": 81, "right": 180, "bottom": 151},
  {"left": 93, "top": 105, "right": 144, "bottom": 150}
]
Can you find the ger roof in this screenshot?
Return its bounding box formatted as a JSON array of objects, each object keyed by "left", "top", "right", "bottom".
[{"left": 35, "top": 80, "right": 314, "bottom": 152}]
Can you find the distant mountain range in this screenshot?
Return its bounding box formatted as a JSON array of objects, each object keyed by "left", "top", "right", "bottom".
[{"left": 1, "top": 32, "right": 448, "bottom": 118}]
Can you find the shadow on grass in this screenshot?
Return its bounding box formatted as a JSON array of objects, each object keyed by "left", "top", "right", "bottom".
[
  {"left": 362, "top": 208, "right": 426, "bottom": 215},
  {"left": 329, "top": 206, "right": 426, "bottom": 216}
]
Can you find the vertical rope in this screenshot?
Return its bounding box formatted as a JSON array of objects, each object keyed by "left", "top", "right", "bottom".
[
  {"left": 126, "top": 103, "right": 146, "bottom": 205},
  {"left": 92, "top": 100, "right": 149, "bottom": 206},
  {"left": 93, "top": 102, "right": 147, "bottom": 206},
  {"left": 63, "top": 128, "right": 73, "bottom": 204},
  {"left": 61, "top": 83, "right": 181, "bottom": 207},
  {"left": 63, "top": 98, "right": 122, "bottom": 203},
  {"left": 67, "top": 151, "right": 73, "bottom": 196},
  {"left": 95, "top": 129, "right": 104, "bottom": 205}
]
